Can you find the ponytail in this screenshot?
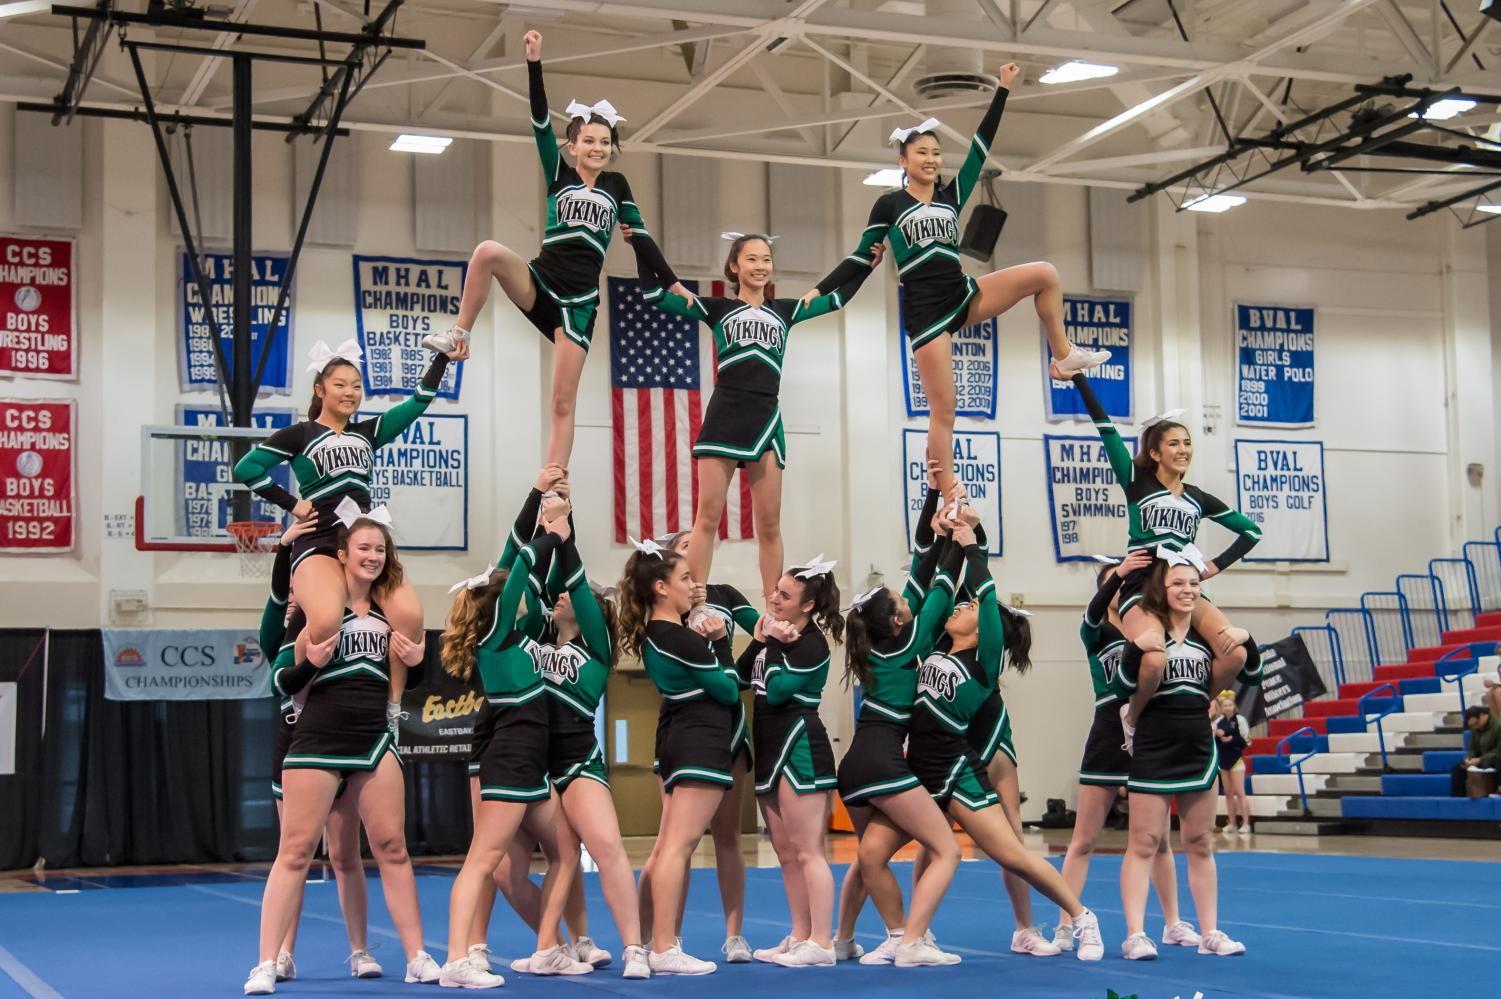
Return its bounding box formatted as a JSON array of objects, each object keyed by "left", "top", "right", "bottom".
[
  {"left": 789, "top": 568, "right": 844, "bottom": 643},
  {"left": 440, "top": 568, "right": 506, "bottom": 681},
  {"left": 999, "top": 605, "right": 1033, "bottom": 675},
  {"left": 614, "top": 550, "right": 683, "bottom": 659},
  {"left": 843, "top": 588, "right": 898, "bottom": 689}
]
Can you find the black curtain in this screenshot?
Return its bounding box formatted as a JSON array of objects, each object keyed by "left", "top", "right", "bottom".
[{"left": 8, "top": 628, "right": 476, "bottom": 869}]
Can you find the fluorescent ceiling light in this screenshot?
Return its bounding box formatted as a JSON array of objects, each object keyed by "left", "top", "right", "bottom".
[
  {"left": 863, "top": 167, "right": 905, "bottom": 187},
  {"left": 1409, "top": 98, "right": 1475, "bottom": 121},
  {"left": 389, "top": 134, "right": 452, "bottom": 154},
  {"left": 1039, "top": 60, "right": 1119, "bottom": 85},
  {"left": 1476, "top": 203, "right": 1501, "bottom": 215},
  {"left": 1184, "top": 193, "right": 1246, "bottom": 213},
  {"left": 0, "top": 1, "right": 52, "bottom": 18}
]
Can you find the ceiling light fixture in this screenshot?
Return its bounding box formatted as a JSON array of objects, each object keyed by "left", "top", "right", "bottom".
[
  {"left": 863, "top": 167, "right": 905, "bottom": 187},
  {"left": 389, "top": 134, "right": 453, "bottom": 154},
  {"left": 1039, "top": 60, "right": 1119, "bottom": 85},
  {"left": 1409, "top": 98, "right": 1476, "bottom": 121},
  {"left": 1184, "top": 193, "right": 1246, "bottom": 213}
]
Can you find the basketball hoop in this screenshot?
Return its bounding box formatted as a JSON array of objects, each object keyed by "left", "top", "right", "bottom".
[{"left": 227, "top": 521, "right": 280, "bottom": 578}]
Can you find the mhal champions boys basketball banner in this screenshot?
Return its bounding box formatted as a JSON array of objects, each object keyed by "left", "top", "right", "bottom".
[
  {"left": 901, "top": 429, "right": 1002, "bottom": 557},
  {"left": 1044, "top": 295, "right": 1132, "bottom": 422},
  {"left": 0, "top": 236, "right": 76, "bottom": 380},
  {"left": 360, "top": 411, "right": 468, "bottom": 550},
  {"left": 178, "top": 251, "right": 294, "bottom": 395},
  {"left": 1043, "top": 433, "right": 1136, "bottom": 563},
  {"left": 102, "top": 628, "right": 272, "bottom": 701},
  {"left": 1236, "top": 304, "right": 1314, "bottom": 427},
  {"left": 1234, "top": 439, "right": 1328, "bottom": 562},
  {"left": 0, "top": 399, "right": 74, "bottom": 553},
  {"left": 353, "top": 256, "right": 464, "bottom": 400},
  {"left": 900, "top": 290, "right": 997, "bottom": 419},
  {"left": 174, "top": 405, "right": 295, "bottom": 541}
]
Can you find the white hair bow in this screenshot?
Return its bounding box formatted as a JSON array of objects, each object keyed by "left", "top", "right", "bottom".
[
  {"left": 335, "top": 495, "right": 393, "bottom": 530},
  {"left": 720, "top": 232, "right": 779, "bottom": 242},
  {"left": 566, "top": 99, "right": 625, "bottom": 127},
  {"left": 1001, "top": 602, "right": 1033, "bottom": 618},
  {"left": 449, "top": 565, "right": 496, "bottom": 595},
  {"left": 306, "top": 338, "right": 363, "bottom": 374},
  {"left": 844, "top": 586, "right": 884, "bottom": 614},
  {"left": 1156, "top": 542, "right": 1208, "bottom": 574},
  {"left": 1141, "top": 408, "right": 1186, "bottom": 430},
  {"left": 795, "top": 554, "right": 838, "bottom": 579},
  {"left": 628, "top": 536, "right": 665, "bottom": 559},
  {"left": 1088, "top": 554, "right": 1122, "bottom": 565},
  {"left": 889, "top": 117, "right": 941, "bottom": 145}
]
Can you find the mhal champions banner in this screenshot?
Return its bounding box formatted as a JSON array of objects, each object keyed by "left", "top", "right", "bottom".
[
  {"left": 397, "top": 645, "right": 485, "bottom": 763},
  {"left": 175, "top": 406, "right": 294, "bottom": 541},
  {"left": 1234, "top": 439, "right": 1328, "bottom": 562},
  {"left": 1236, "top": 304, "right": 1314, "bottom": 427},
  {"left": 353, "top": 256, "right": 464, "bottom": 400},
  {"left": 901, "top": 429, "right": 1002, "bottom": 557},
  {"left": 900, "top": 291, "right": 997, "bottom": 419},
  {"left": 361, "top": 411, "right": 468, "bottom": 550},
  {"left": 0, "top": 236, "right": 76, "bottom": 380},
  {"left": 1043, "top": 433, "right": 1136, "bottom": 563},
  {"left": 102, "top": 629, "right": 272, "bottom": 701},
  {"left": 0, "top": 399, "right": 74, "bottom": 553},
  {"left": 1045, "top": 295, "right": 1132, "bottom": 422},
  {"left": 178, "top": 251, "right": 294, "bottom": 395}
]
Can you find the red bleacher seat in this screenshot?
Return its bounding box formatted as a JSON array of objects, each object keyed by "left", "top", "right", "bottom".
[
  {"left": 1304, "top": 698, "right": 1359, "bottom": 717},
  {"left": 1268, "top": 716, "right": 1326, "bottom": 736},
  {"left": 1438, "top": 626, "right": 1501, "bottom": 645},
  {"left": 1374, "top": 663, "right": 1438, "bottom": 681},
  {"left": 1476, "top": 611, "right": 1501, "bottom": 629}
]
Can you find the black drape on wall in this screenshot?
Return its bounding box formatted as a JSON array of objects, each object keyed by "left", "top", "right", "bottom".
[
  {"left": 7, "top": 629, "right": 475, "bottom": 870},
  {"left": 0, "top": 629, "right": 49, "bottom": 871}
]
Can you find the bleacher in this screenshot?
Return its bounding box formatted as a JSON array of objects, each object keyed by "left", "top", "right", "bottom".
[{"left": 1235, "top": 529, "right": 1501, "bottom": 836}]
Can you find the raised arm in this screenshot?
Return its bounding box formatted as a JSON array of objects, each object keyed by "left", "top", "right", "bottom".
[
  {"left": 482, "top": 533, "right": 562, "bottom": 653},
  {"left": 908, "top": 540, "right": 965, "bottom": 661},
  {"left": 527, "top": 50, "right": 562, "bottom": 184},
  {"left": 815, "top": 198, "right": 893, "bottom": 297},
  {"left": 557, "top": 536, "right": 612, "bottom": 663},
  {"left": 368, "top": 353, "right": 451, "bottom": 448},
  {"left": 232, "top": 424, "right": 304, "bottom": 513},
  {"left": 900, "top": 531, "right": 948, "bottom": 618},
  {"left": 953, "top": 67, "right": 1014, "bottom": 210},
  {"left": 965, "top": 544, "right": 1005, "bottom": 688},
  {"left": 1198, "top": 489, "right": 1263, "bottom": 573},
  {"left": 1071, "top": 373, "right": 1134, "bottom": 488}
]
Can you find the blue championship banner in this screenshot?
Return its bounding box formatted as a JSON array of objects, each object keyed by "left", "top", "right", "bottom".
[
  {"left": 353, "top": 255, "right": 464, "bottom": 400},
  {"left": 1236, "top": 304, "right": 1314, "bottom": 427},
  {"left": 1043, "top": 433, "right": 1137, "bottom": 563},
  {"left": 361, "top": 411, "right": 468, "bottom": 550},
  {"left": 900, "top": 289, "right": 997, "bottom": 419},
  {"left": 902, "top": 428, "right": 1002, "bottom": 557},
  {"left": 103, "top": 628, "right": 272, "bottom": 701},
  {"left": 1234, "top": 439, "right": 1328, "bottom": 562},
  {"left": 178, "top": 251, "right": 293, "bottom": 395},
  {"left": 174, "top": 405, "right": 294, "bottom": 540},
  {"left": 1044, "top": 295, "right": 1132, "bottom": 422}
]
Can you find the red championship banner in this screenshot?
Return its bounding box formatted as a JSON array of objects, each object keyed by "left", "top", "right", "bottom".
[
  {"left": 0, "top": 236, "right": 77, "bottom": 380},
  {"left": 0, "top": 399, "right": 75, "bottom": 553}
]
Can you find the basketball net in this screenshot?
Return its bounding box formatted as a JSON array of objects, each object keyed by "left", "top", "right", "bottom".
[{"left": 227, "top": 521, "right": 279, "bottom": 578}]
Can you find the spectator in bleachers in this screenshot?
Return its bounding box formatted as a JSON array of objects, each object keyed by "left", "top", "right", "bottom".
[
  {"left": 1213, "top": 693, "right": 1252, "bottom": 833},
  {"left": 1451, "top": 705, "right": 1500, "bottom": 798}
]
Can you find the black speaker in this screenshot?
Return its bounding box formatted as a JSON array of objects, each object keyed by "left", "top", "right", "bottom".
[
  {"left": 1485, "top": 0, "right": 1501, "bottom": 24},
  {"left": 960, "top": 203, "right": 1007, "bottom": 261}
]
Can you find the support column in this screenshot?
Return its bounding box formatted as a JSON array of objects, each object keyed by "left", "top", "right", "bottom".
[{"left": 1440, "top": 223, "right": 1496, "bottom": 543}]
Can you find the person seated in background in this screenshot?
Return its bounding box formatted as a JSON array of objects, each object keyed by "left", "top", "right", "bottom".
[{"left": 1451, "top": 705, "right": 1500, "bottom": 798}]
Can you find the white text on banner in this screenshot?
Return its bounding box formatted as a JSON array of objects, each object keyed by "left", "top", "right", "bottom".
[
  {"left": 902, "top": 428, "right": 1002, "bottom": 557},
  {"left": 1233, "top": 439, "right": 1328, "bottom": 562},
  {"left": 363, "top": 411, "right": 468, "bottom": 550},
  {"left": 103, "top": 629, "right": 272, "bottom": 701},
  {"left": 1236, "top": 304, "right": 1315, "bottom": 427},
  {"left": 0, "top": 235, "right": 76, "bottom": 380},
  {"left": 0, "top": 398, "right": 74, "bottom": 553},
  {"left": 353, "top": 255, "right": 464, "bottom": 400},
  {"left": 900, "top": 293, "right": 997, "bottom": 418},
  {"left": 1043, "top": 433, "right": 1137, "bottom": 562}
]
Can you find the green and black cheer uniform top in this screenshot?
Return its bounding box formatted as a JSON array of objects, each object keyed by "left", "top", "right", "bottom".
[
  {"left": 817, "top": 87, "right": 1008, "bottom": 348},
  {"left": 908, "top": 541, "right": 1004, "bottom": 810},
  {"left": 275, "top": 600, "right": 396, "bottom": 774},
  {"left": 637, "top": 250, "right": 872, "bottom": 467},
  {"left": 642, "top": 617, "right": 740, "bottom": 791},
  {"left": 532, "top": 534, "right": 612, "bottom": 790},
  {"left": 702, "top": 583, "right": 760, "bottom": 764},
  {"left": 233, "top": 353, "right": 450, "bottom": 568},
  {"left": 525, "top": 58, "right": 678, "bottom": 349},
  {"left": 1112, "top": 625, "right": 1264, "bottom": 795},
  {"left": 743, "top": 625, "right": 837, "bottom": 796},
  {"left": 837, "top": 524, "right": 963, "bottom": 805},
  {"left": 1076, "top": 570, "right": 1133, "bottom": 786},
  {"left": 1073, "top": 374, "right": 1262, "bottom": 613}
]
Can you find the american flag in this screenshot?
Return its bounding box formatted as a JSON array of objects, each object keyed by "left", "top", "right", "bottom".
[{"left": 609, "top": 276, "right": 754, "bottom": 544}]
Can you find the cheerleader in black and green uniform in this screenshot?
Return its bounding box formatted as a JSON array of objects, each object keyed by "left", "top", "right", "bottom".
[
  {"left": 1052, "top": 551, "right": 1200, "bottom": 955},
  {"left": 1109, "top": 555, "right": 1263, "bottom": 961},
  {"left": 905, "top": 511, "right": 1106, "bottom": 962},
  {"left": 247, "top": 516, "right": 438, "bottom": 995},
  {"left": 430, "top": 29, "right": 685, "bottom": 469},
  {"left": 637, "top": 232, "right": 881, "bottom": 601},
  {"left": 817, "top": 61, "right": 1108, "bottom": 508}
]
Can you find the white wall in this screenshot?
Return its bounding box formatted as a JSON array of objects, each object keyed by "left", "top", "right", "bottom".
[{"left": 1, "top": 65, "right": 1498, "bottom": 817}]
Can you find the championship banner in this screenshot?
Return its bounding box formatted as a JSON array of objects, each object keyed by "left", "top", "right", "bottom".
[
  {"left": 1043, "top": 433, "right": 1136, "bottom": 563},
  {"left": 102, "top": 628, "right": 272, "bottom": 701},
  {"left": 900, "top": 289, "right": 996, "bottom": 419},
  {"left": 0, "top": 236, "right": 76, "bottom": 380},
  {"left": 0, "top": 399, "right": 74, "bottom": 553},
  {"left": 179, "top": 251, "right": 293, "bottom": 395},
  {"left": 1234, "top": 439, "right": 1328, "bottom": 562},
  {"left": 1236, "top": 304, "right": 1314, "bottom": 427},
  {"left": 1235, "top": 634, "right": 1328, "bottom": 727},
  {"left": 901, "top": 428, "right": 1002, "bottom": 557},
  {"left": 396, "top": 641, "right": 484, "bottom": 763},
  {"left": 353, "top": 255, "right": 464, "bottom": 400},
  {"left": 361, "top": 411, "right": 468, "bottom": 550},
  {"left": 1044, "top": 295, "right": 1132, "bottom": 422},
  {"left": 174, "top": 405, "right": 294, "bottom": 541}
]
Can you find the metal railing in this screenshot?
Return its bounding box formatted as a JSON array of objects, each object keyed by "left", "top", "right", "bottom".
[
  {"left": 1462, "top": 540, "right": 1501, "bottom": 614},
  {"left": 1395, "top": 572, "right": 1444, "bottom": 649},
  {"left": 1275, "top": 725, "right": 1322, "bottom": 817},
  {"left": 1433, "top": 641, "right": 1496, "bottom": 715},
  {"left": 1359, "top": 590, "right": 1413, "bottom": 666},
  {"left": 1358, "top": 682, "right": 1402, "bottom": 771},
  {"left": 1325, "top": 607, "right": 1378, "bottom": 684},
  {"left": 1429, "top": 557, "right": 1481, "bottom": 632},
  {"left": 1292, "top": 624, "right": 1346, "bottom": 692}
]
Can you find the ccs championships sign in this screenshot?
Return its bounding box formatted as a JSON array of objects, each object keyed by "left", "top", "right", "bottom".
[
  {"left": 102, "top": 629, "right": 273, "bottom": 701},
  {"left": 0, "top": 236, "right": 76, "bottom": 380}
]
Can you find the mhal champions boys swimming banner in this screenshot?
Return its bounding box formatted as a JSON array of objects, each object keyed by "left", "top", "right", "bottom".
[
  {"left": 1236, "top": 304, "right": 1314, "bottom": 427},
  {"left": 1234, "top": 439, "right": 1328, "bottom": 562},
  {"left": 353, "top": 256, "right": 464, "bottom": 400},
  {"left": 901, "top": 429, "right": 1002, "bottom": 557},
  {"left": 1043, "top": 433, "right": 1136, "bottom": 563},
  {"left": 1044, "top": 295, "right": 1132, "bottom": 422}
]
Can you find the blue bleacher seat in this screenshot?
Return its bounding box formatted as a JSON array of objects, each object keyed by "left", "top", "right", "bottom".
[
  {"left": 1380, "top": 774, "right": 1450, "bottom": 796},
  {"left": 1254, "top": 756, "right": 1293, "bottom": 776},
  {"left": 1423, "top": 750, "right": 1467, "bottom": 772},
  {"left": 1397, "top": 677, "right": 1441, "bottom": 695},
  {"left": 1341, "top": 796, "right": 1501, "bottom": 820},
  {"left": 1325, "top": 716, "right": 1367, "bottom": 734}
]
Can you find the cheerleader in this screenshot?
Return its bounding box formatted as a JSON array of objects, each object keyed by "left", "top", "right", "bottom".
[
  {"left": 1112, "top": 554, "right": 1264, "bottom": 960},
  {"left": 1215, "top": 692, "right": 1253, "bottom": 835},
  {"left": 246, "top": 513, "right": 436, "bottom": 995},
  {"left": 636, "top": 232, "right": 881, "bottom": 599},
  {"left": 619, "top": 540, "right": 740, "bottom": 975},
  {"left": 739, "top": 558, "right": 843, "bottom": 967},
  {"left": 904, "top": 512, "right": 1105, "bottom": 961},
  {"left": 1052, "top": 552, "right": 1200, "bottom": 953},
  {"left": 426, "top": 28, "right": 686, "bottom": 467},
  {"left": 818, "top": 62, "right": 1107, "bottom": 506}
]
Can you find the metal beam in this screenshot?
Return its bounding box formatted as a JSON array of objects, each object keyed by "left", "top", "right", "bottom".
[
  {"left": 831, "top": 44, "right": 924, "bottom": 154},
  {"left": 177, "top": 0, "right": 257, "bottom": 107},
  {"left": 975, "top": 0, "right": 1014, "bottom": 37},
  {"left": 799, "top": 36, "right": 970, "bottom": 147},
  {"left": 748, "top": 61, "right": 821, "bottom": 153},
  {"left": 1443, "top": 13, "right": 1492, "bottom": 75},
  {"left": 1376, "top": 0, "right": 1436, "bottom": 78},
  {"left": 1023, "top": 0, "right": 1060, "bottom": 35},
  {"left": 49, "top": 3, "right": 426, "bottom": 48}
]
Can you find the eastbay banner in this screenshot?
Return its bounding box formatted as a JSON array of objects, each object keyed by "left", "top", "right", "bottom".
[
  {"left": 103, "top": 628, "right": 272, "bottom": 701},
  {"left": 397, "top": 645, "right": 485, "bottom": 763}
]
